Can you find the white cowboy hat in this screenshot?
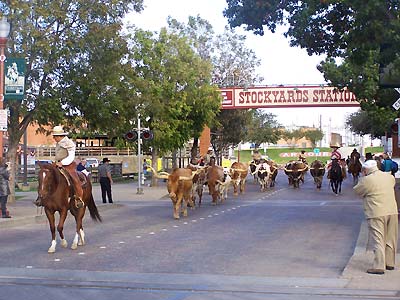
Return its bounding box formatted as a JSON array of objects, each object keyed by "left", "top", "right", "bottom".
[
  {"left": 51, "top": 125, "right": 68, "bottom": 136},
  {"left": 362, "top": 160, "right": 377, "bottom": 169}
]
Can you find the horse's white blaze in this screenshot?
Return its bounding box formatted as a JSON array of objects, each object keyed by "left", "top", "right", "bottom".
[
  {"left": 48, "top": 240, "right": 56, "bottom": 253},
  {"left": 60, "top": 239, "right": 68, "bottom": 248},
  {"left": 71, "top": 233, "right": 79, "bottom": 250},
  {"left": 41, "top": 171, "right": 46, "bottom": 192}
]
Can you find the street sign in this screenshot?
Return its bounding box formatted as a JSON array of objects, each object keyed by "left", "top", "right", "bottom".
[
  {"left": 4, "top": 58, "right": 25, "bottom": 100},
  {"left": 0, "top": 109, "right": 7, "bottom": 131},
  {"left": 393, "top": 88, "right": 400, "bottom": 110}
]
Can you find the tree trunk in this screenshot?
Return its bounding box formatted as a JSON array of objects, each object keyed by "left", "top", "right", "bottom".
[
  {"left": 151, "top": 149, "right": 158, "bottom": 187},
  {"left": 191, "top": 137, "right": 199, "bottom": 162}
]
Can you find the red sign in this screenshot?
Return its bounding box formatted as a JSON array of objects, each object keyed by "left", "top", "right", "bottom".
[{"left": 220, "top": 85, "right": 360, "bottom": 109}]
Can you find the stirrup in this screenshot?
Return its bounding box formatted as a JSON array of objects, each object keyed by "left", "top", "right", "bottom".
[{"left": 74, "top": 196, "right": 84, "bottom": 209}]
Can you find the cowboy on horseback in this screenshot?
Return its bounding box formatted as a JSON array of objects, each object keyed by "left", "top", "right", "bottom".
[{"left": 34, "top": 126, "right": 84, "bottom": 208}]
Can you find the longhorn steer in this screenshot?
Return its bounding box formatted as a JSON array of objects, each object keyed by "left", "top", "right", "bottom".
[
  {"left": 266, "top": 160, "right": 278, "bottom": 187},
  {"left": 216, "top": 168, "right": 232, "bottom": 202},
  {"left": 284, "top": 161, "right": 308, "bottom": 188},
  {"left": 186, "top": 164, "right": 206, "bottom": 207},
  {"left": 309, "top": 160, "right": 326, "bottom": 189},
  {"left": 206, "top": 165, "right": 225, "bottom": 205},
  {"left": 150, "top": 167, "right": 196, "bottom": 219},
  {"left": 253, "top": 162, "right": 271, "bottom": 192},
  {"left": 230, "top": 162, "right": 248, "bottom": 196}
]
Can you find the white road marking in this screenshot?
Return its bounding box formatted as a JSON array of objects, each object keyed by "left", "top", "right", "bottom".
[
  {"left": 136, "top": 235, "right": 142, "bottom": 238},
  {"left": 173, "top": 225, "right": 179, "bottom": 228},
  {"left": 149, "top": 232, "right": 155, "bottom": 235},
  {"left": 162, "top": 228, "right": 168, "bottom": 231},
  {"left": 100, "top": 246, "right": 106, "bottom": 249},
  {"left": 54, "top": 259, "right": 61, "bottom": 262},
  {"left": 119, "top": 241, "right": 125, "bottom": 244},
  {"left": 78, "top": 252, "right": 85, "bottom": 255},
  {"left": 26, "top": 266, "right": 33, "bottom": 269}
]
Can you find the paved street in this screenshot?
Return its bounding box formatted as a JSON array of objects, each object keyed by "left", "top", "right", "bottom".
[{"left": 0, "top": 172, "right": 399, "bottom": 299}]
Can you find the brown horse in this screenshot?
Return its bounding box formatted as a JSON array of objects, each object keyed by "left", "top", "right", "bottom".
[
  {"left": 37, "top": 163, "right": 102, "bottom": 253},
  {"left": 348, "top": 156, "right": 362, "bottom": 185}
]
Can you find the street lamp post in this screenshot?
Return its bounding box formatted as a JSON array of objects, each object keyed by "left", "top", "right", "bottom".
[
  {"left": 0, "top": 17, "right": 10, "bottom": 159},
  {"left": 137, "top": 114, "right": 143, "bottom": 194}
]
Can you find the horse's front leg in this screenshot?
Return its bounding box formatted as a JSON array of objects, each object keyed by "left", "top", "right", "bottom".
[
  {"left": 71, "top": 208, "right": 85, "bottom": 249},
  {"left": 44, "top": 209, "right": 57, "bottom": 253},
  {"left": 58, "top": 209, "right": 69, "bottom": 248}
]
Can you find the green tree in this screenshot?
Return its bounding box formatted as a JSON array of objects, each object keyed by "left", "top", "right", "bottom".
[
  {"left": 304, "top": 128, "right": 324, "bottom": 148},
  {"left": 126, "top": 27, "right": 221, "bottom": 175},
  {"left": 167, "top": 16, "right": 264, "bottom": 160},
  {"left": 346, "top": 109, "right": 394, "bottom": 138},
  {"left": 246, "top": 110, "right": 281, "bottom": 148},
  {"left": 1, "top": 0, "right": 143, "bottom": 200},
  {"left": 224, "top": 1, "right": 400, "bottom": 124}
]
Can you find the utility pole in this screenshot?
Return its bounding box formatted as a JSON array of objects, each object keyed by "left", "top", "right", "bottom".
[{"left": 137, "top": 114, "right": 143, "bottom": 194}]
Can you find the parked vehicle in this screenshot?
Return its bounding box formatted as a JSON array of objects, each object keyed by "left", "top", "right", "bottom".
[{"left": 85, "top": 158, "right": 99, "bottom": 168}]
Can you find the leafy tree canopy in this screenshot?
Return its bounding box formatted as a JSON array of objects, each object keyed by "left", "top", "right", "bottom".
[{"left": 224, "top": 0, "right": 400, "bottom": 134}]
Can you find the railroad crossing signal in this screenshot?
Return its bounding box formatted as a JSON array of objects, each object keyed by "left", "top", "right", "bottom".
[{"left": 124, "top": 130, "right": 153, "bottom": 141}]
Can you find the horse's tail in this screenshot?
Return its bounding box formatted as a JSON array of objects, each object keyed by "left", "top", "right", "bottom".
[{"left": 87, "top": 193, "right": 102, "bottom": 222}]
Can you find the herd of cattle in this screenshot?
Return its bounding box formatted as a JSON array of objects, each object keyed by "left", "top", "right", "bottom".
[{"left": 150, "top": 158, "right": 329, "bottom": 219}]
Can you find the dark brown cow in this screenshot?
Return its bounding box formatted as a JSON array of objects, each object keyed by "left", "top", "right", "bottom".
[
  {"left": 309, "top": 160, "right": 326, "bottom": 189},
  {"left": 284, "top": 161, "right": 308, "bottom": 188},
  {"left": 230, "top": 162, "right": 249, "bottom": 196}
]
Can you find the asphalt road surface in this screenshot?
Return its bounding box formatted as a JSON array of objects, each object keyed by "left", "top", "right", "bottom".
[{"left": 1, "top": 171, "right": 397, "bottom": 300}]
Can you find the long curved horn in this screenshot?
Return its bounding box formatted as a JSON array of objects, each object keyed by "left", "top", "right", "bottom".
[
  {"left": 148, "top": 166, "right": 170, "bottom": 179},
  {"left": 232, "top": 168, "right": 248, "bottom": 173}
]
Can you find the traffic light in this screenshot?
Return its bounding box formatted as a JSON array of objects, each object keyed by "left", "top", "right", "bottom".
[
  {"left": 141, "top": 130, "right": 153, "bottom": 140},
  {"left": 124, "top": 131, "right": 138, "bottom": 141}
]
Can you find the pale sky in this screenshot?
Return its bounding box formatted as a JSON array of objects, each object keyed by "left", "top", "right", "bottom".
[{"left": 125, "top": 0, "right": 359, "bottom": 128}]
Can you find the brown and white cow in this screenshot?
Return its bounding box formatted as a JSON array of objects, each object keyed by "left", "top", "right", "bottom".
[
  {"left": 186, "top": 164, "right": 206, "bottom": 207},
  {"left": 266, "top": 160, "right": 278, "bottom": 187},
  {"left": 230, "top": 162, "right": 248, "bottom": 196},
  {"left": 216, "top": 167, "right": 232, "bottom": 202},
  {"left": 150, "top": 167, "right": 196, "bottom": 219},
  {"left": 255, "top": 161, "right": 272, "bottom": 192},
  {"left": 309, "top": 160, "right": 326, "bottom": 189}
]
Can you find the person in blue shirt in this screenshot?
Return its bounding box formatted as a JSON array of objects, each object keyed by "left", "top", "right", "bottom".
[{"left": 380, "top": 153, "right": 393, "bottom": 173}]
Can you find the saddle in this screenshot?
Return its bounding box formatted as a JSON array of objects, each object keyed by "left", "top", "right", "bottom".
[{"left": 59, "top": 168, "right": 87, "bottom": 188}]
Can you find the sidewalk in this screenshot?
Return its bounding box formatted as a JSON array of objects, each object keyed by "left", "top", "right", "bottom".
[
  {"left": 0, "top": 180, "right": 169, "bottom": 228},
  {"left": 341, "top": 218, "right": 400, "bottom": 290}
]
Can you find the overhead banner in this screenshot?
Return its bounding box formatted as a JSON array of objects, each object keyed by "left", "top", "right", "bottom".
[
  {"left": 220, "top": 85, "right": 360, "bottom": 109},
  {"left": 4, "top": 57, "right": 26, "bottom": 100}
]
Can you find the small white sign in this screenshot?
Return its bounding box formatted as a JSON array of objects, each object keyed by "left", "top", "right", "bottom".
[
  {"left": 392, "top": 98, "right": 400, "bottom": 110},
  {"left": 0, "top": 109, "right": 7, "bottom": 131}
]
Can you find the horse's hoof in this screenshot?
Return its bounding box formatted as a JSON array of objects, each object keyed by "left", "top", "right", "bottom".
[
  {"left": 71, "top": 243, "right": 78, "bottom": 250},
  {"left": 48, "top": 248, "right": 55, "bottom": 254},
  {"left": 60, "top": 239, "right": 68, "bottom": 248}
]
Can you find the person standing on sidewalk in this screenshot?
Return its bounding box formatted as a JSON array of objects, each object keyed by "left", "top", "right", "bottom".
[
  {"left": 98, "top": 158, "right": 113, "bottom": 203},
  {"left": 353, "top": 159, "right": 398, "bottom": 275},
  {"left": 0, "top": 158, "right": 11, "bottom": 218}
]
